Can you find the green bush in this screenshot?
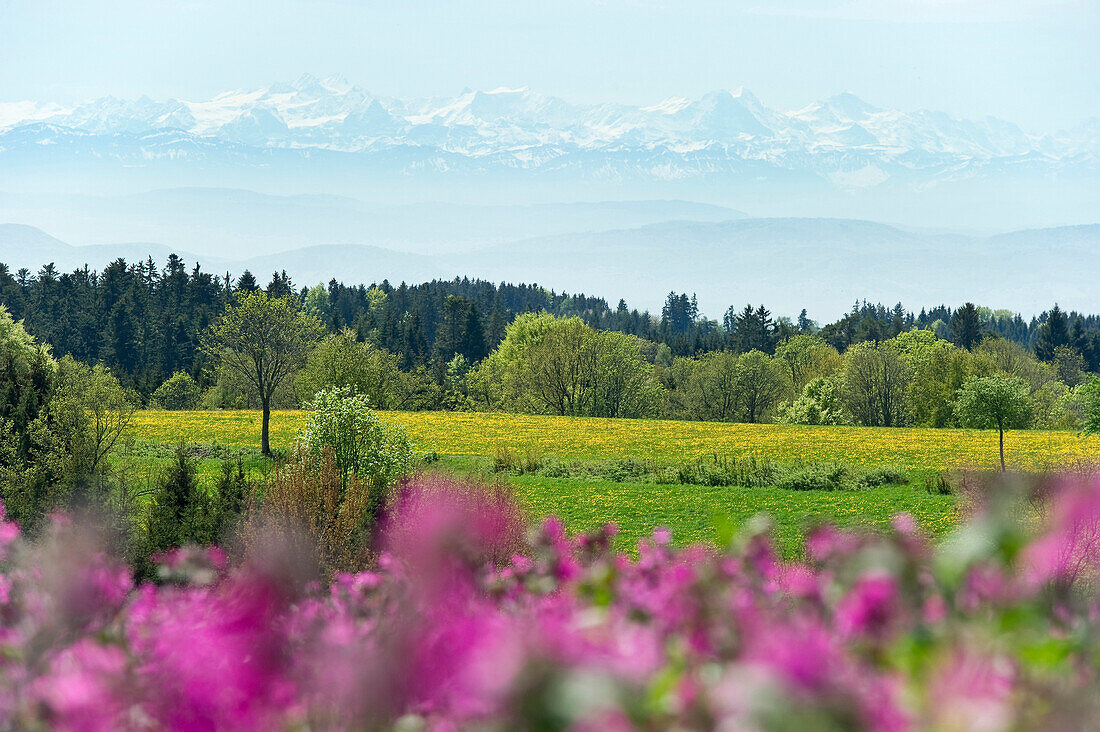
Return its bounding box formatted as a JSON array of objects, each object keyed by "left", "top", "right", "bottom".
[
  {"left": 212, "top": 455, "right": 249, "bottom": 545},
  {"left": 535, "top": 457, "right": 651, "bottom": 483},
  {"left": 492, "top": 445, "right": 545, "bottom": 474},
  {"left": 677, "top": 454, "right": 778, "bottom": 488},
  {"left": 296, "top": 388, "right": 413, "bottom": 527},
  {"left": 775, "top": 463, "right": 853, "bottom": 491},
  {"left": 855, "top": 465, "right": 909, "bottom": 489},
  {"left": 488, "top": 448, "right": 911, "bottom": 493},
  {"left": 151, "top": 371, "right": 201, "bottom": 410}
]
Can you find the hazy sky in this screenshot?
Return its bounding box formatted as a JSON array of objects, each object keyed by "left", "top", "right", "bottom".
[{"left": 2, "top": 0, "right": 1096, "bottom": 131}]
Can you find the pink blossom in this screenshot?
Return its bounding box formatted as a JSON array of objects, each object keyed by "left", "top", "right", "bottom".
[{"left": 836, "top": 573, "right": 900, "bottom": 639}]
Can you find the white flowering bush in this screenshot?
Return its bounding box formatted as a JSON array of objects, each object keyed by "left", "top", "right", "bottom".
[{"left": 296, "top": 387, "right": 412, "bottom": 520}]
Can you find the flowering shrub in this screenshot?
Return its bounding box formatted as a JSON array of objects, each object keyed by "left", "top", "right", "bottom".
[
  {"left": 296, "top": 388, "right": 413, "bottom": 495},
  {"left": 2, "top": 475, "right": 1100, "bottom": 730}
]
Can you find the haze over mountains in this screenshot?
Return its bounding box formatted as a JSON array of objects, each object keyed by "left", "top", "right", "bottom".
[
  {"left": 2, "top": 77, "right": 1096, "bottom": 316},
  {"left": 2, "top": 75, "right": 1097, "bottom": 228},
  {"left": 2, "top": 211, "right": 1097, "bottom": 320},
  {"left": 0, "top": 190, "right": 744, "bottom": 258}
]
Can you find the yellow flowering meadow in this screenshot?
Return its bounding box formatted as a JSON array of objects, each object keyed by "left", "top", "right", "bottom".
[
  {"left": 130, "top": 410, "right": 1045, "bottom": 554},
  {"left": 127, "top": 409, "right": 1098, "bottom": 473}
]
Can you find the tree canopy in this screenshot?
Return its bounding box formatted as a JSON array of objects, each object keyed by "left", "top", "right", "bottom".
[
  {"left": 203, "top": 290, "right": 324, "bottom": 454},
  {"left": 954, "top": 374, "right": 1032, "bottom": 471}
]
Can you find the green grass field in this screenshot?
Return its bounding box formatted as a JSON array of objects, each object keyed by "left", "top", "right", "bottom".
[
  {"left": 117, "top": 408, "right": 1093, "bottom": 554},
  {"left": 503, "top": 475, "right": 956, "bottom": 556}
]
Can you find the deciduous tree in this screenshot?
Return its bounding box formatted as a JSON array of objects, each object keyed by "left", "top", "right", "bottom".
[
  {"left": 842, "top": 341, "right": 910, "bottom": 427},
  {"left": 954, "top": 374, "right": 1032, "bottom": 471},
  {"left": 203, "top": 291, "right": 323, "bottom": 455}
]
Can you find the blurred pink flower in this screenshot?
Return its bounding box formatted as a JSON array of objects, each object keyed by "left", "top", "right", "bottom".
[{"left": 836, "top": 573, "right": 900, "bottom": 639}]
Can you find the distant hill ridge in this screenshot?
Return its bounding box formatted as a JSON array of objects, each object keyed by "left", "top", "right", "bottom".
[{"left": 3, "top": 215, "right": 1098, "bottom": 319}]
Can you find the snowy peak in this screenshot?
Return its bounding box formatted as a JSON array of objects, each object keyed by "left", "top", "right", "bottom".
[
  {"left": 823, "top": 92, "right": 881, "bottom": 121},
  {"left": 689, "top": 89, "right": 771, "bottom": 137},
  {"left": 0, "top": 79, "right": 1094, "bottom": 185}
]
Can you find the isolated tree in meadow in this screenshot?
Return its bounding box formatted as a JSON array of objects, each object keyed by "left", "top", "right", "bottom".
[
  {"left": 203, "top": 290, "right": 324, "bottom": 455},
  {"left": 954, "top": 374, "right": 1032, "bottom": 472}
]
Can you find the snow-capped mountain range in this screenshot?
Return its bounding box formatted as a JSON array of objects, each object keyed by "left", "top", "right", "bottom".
[{"left": 2, "top": 74, "right": 1095, "bottom": 182}]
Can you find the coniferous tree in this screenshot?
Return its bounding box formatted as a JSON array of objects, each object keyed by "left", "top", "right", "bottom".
[
  {"left": 434, "top": 295, "right": 473, "bottom": 365},
  {"left": 402, "top": 307, "right": 428, "bottom": 368},
  {"left": 143, "top": 446, "right": 214, "bottom": 563},
  {"left": 235, "top": 270, "right": 259, "bottom": 293},
  {"left": 266, "top": 270, "right": 295, "bottom": 300},
  {"left": 1035, "top": 305, "right": 1070, "bottom": 361},
  {"left": 797, "top": 309, "right": 814, "bottom": 333},
  {"left": 460, "top": 304, "right": 487, "bottom": 363},
  {"left": 950, "top": 302, "right": 983, "bottom": 350}
]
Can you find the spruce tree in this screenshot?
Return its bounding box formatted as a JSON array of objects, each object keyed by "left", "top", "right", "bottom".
[
  {"left": 144, "top": 445, "right": 213, "bottom": 555},
  {"left": 950, "top": 302, "right": 983, "bottom": 350},
  {"left": 1035, "top": 304, "right": 1070, "bottom": 361}
]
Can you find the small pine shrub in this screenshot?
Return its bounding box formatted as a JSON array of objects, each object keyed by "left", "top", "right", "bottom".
[
  {"left": 139, "top": 445, "right": 216, "bottom": 579},
  {"left": 212, "top": 455, "right": 249, "bottom": 549}
]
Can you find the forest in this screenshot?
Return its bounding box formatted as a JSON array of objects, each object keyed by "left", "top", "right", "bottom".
[{"left": 2, "top": 256, "right": 1099, "bottom": 432}]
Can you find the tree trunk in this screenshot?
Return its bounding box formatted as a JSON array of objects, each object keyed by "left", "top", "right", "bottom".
[
  {"left": 261, "top": 398, "right": 271, "bottom": 456},
  {"left": 998, "top": 421, "right": 1005, "bottom": 472}
]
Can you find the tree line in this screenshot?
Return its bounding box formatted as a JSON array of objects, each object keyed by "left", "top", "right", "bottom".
[{"left": 4, "top": 256, "right": 1100, "bottom": 401}]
